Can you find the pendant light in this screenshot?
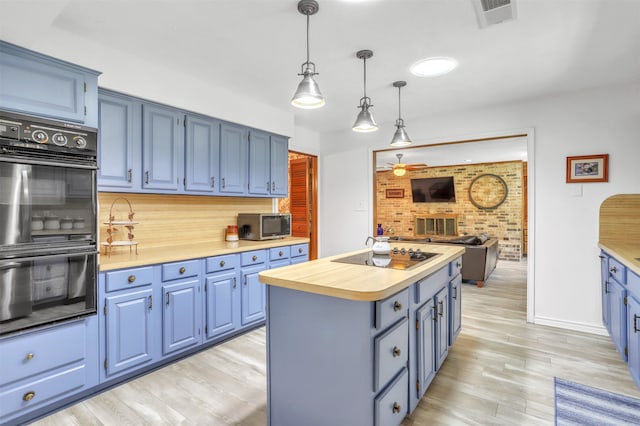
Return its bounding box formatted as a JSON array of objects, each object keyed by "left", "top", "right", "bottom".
[
  {"left": 390, "top": 81, "right": 412, "bottom": 147},
  {"left": 352, "top": 50, "right": 378, "bottom": 132},
  {"left": 291, "top": 0, "right": 325, "bottom": 109}
]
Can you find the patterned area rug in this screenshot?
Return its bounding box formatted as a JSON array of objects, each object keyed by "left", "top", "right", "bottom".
[{"left": 555, "top": 377, "right": 640, "bottom": 425}]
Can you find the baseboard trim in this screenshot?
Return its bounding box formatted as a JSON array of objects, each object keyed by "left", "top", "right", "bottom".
[{"left": 534, "top": 316, "right": 608, "bottom": 336}]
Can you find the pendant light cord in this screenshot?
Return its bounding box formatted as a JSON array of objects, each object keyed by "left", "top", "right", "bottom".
[
  {"left": 306, "top": 14, "right": 310, "bottom": 67},
  {"left": 363, "top": 57, "right": 367, "bottom": 99},
  {"left": 397, "top": 86, "right": 402, "bottom": 121}
]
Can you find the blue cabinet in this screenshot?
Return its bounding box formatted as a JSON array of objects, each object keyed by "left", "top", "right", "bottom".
[
  {"left": 0, "top": 41, "right": 100, "bottom": 126},
  {"left": 162, "top": 279, "right": 201, "bottom": 355},
  {"left": 628, "top": 293, "right": 640, "bottom": 387},
  {"left": 241, "top": 250, "right": 267, "bottom": 325},
  {"left": 204, "top": 254, "right": 241, "bottom": 341},
  {"left": 97, "top": 89, "right": 141, "bottom": 191},
  {"left": 220, "top": 122, "right": 248, "bottom": 195},
  {"left": 185, "top": 114, "right": 220, "bottom": 193},
  {"left": 435, "top": 286, "right": 449, "bottom": 369},
  {"left": 0, "top": 317, "right": 98, "bottom": 425},
  {"left": 290, "top": 243, "right": 309, "bottom": 264},
  {"left": 415, "top": 299, "right": 436, "bottom": 398},
  {"left": 601, "top": 253, "right": 610, "bottom": 327},
  {"left": 142, "top": 103, "right": 184, "bottom": 191},
  {"left": 248, "top": 130, "right": 289, "bottom": 197},
  {"left": 449, "top": 274, "right": 462, "bottom": 345}
]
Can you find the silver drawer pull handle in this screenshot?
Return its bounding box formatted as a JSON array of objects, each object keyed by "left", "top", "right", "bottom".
[
  {"left": 610, "top": 266, "right": 618, "bottom": 273},
  {"left": 392, "top": 346, "right": 401, "bottom": 357},
  {"left": 25, "top": 353, "right": 35, "bottom": 361}
]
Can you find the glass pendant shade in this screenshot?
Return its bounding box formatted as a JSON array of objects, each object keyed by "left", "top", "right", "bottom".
[
  {"left": 352, "top": 101, "right": 378, "bottom": 132},
  {"left": 291, "top": 68, "right": 325, "bottom": 109},
  {"left": 393, "top": 166, "right": 407, "bottom": 177}
]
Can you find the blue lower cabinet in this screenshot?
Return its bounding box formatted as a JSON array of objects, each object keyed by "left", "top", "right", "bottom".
[
  {"left": 449, "top": 274, "right": 462, "bottom": 345},
  {"left": 162, "top": 279, "right": 202, "bottom": 355},
  {"left": 290, "top": 243, "right": 309, "bottom": 264},
  {"left": 628, "top": 294, "right": 640, "bottom": 387},
  {"left": 241, "top": 264, "right": 267, "bottom": 325},
  {"left": 205, "top": 270, "right": 241, "bottom": 340},
  {"left": 415, "top": 299, "right": 436, "bottom": 398},
  {"left": 0, "top": 316, "right": 99, "bottom": 424}
]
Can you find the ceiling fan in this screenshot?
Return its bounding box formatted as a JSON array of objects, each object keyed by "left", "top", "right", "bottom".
[{"left": 378, "top": 153, "right": 428, "bottom": 176}]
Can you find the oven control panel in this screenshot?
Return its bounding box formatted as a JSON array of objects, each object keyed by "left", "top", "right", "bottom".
[{"left": 0, "top": 110, "right": 97, "bottom": 153}]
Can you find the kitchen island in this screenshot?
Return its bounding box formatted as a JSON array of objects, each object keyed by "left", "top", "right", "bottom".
[{"left": 259, "top": 243, "right": 465, "bottom": 426}]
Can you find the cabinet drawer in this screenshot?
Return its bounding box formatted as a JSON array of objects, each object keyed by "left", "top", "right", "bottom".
[
  {"left": 374, "top": 367, "right": 408, "bottom": 426},
  {"left": 609, "top": 257, "right": 627, "bottom": 285},
  {"left": 376, "top": 288, "right": 409, "bottom": 330},
  {"left": 374, "top": 318, "right": 408, "bottom": 392},
  {"left": 206, "top": 254, "right": 239, "bottom": 274},
  {"left": 269, "top": 246, "right": 291, "bottom": 262},
  {"left": 449, "top": 256, "right": 462, "bottom": 279},
  {"left": 241, "top": 250, "right": 266, "bottom": 267},
  {"left": 105, "top": 266, "right": 153, "bottom": 292},
  {"left": 290, "top": 243, "right": 309, "bottom": 258},
  {"left": 162, "top": 259, "right": 200, "bottom": 282},
  {"left": 0, "top": 364, "right": 85, "bottom": 419},
  {"left": 0, "top": 321, "right": 85, "bottom": 386},
  {"left": 415, "top": 267, "right": 449, "bottom": 305}
]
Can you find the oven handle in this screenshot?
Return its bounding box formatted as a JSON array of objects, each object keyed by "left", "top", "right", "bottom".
[
  {"left": 0, "top": 156, "right": 97, "bottom": 170},
  {"left": 0, "top": 250, "right": 98, "bottom": 264}
]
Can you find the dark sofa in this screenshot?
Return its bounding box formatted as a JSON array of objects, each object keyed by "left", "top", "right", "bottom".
[{"left": 429, "top": 234, "right": 499, "bottom": 288}]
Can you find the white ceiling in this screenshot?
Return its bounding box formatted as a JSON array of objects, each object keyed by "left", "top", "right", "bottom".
[{"left": 2, "top": 0, "right": 640, "bottom": 166}]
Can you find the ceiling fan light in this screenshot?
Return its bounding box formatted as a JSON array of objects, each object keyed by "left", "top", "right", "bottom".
[
  {"left": 390, "top": 123, "right": 412, "bottom": 147},
  {"left": 352, "top": 104, "right": 378, "bottom": 132},
  {"left": 393, "top": 167, "right": 406, "bottom": 177},
  {"left": 291, "top": 69, "right": 325, "bottom": 109}
]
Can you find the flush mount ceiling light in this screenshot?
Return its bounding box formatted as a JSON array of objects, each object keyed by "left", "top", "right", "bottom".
[
  {"left": 390, "top": 81, "right": 412, "bottom": 147},
  {"left": 352, "top": 49, "right": 378, "bottom": 133},
  {"left": 291, "top": 0, "right": 325, "bottom": 109},
  {"left": 410, "top": 57, "right": 458, "bottom": 77}
]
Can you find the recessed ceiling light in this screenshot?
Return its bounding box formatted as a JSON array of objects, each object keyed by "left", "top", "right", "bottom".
[{"left": 410, "top": 57, "right": 458, "bottom": 77}]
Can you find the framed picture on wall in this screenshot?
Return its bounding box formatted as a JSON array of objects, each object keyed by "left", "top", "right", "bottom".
[
  {"left": 385, "top": 188, "right": 404, "bottom": 198},
  {"left": 566, "top": 154, "right": 609, "bottom": 183}
]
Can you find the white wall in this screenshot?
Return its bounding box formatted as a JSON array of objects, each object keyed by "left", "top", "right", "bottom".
[{"left": 317, "top": 80, "right": 640, "bottom": 333}]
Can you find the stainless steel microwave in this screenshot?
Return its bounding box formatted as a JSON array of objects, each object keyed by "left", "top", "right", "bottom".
[{"left": 238, "top": 213, "right": 291, "bottom": 240}]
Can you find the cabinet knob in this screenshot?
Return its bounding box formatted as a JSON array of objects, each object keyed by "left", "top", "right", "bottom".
[
  {"left": 298, "top": 248, "right": 303, "bottom": 254},
  {"left": 179, "top": 267, "right": 186, "bottom": 274},
  {"left": 220, "top": 260, "right": 226, "bottom": 267},
  {"left": 128, "top": 275, "right": 136, "bottom": 283},
  {"left": 456, "top": 262, "right": 461, "bottom": 268},
  {"left": 392, "top": 402, "right": 401, "bottom": 414},
  {"left": 393, "top": 301, "right": 402, "bottom": 312},
  {"left": 392, "top": 346, "right": 401, "bottom": 357},
  {"left": 252, "top": 255, "right": 257, "bottom": 261},
  {"left": 25, "top": 353, "right": 35, "bottom": 361},
  {"left": 610, "top": 266, "right": 618, "bottom": 273},
  {"left": 278, "top": 251, "right": 283, "bottom": 257},
  {"left": 23, "top": 391, "right": 36, "bottom": 402}
]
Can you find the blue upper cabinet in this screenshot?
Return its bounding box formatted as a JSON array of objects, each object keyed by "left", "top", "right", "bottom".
[
  {"left": 98, "top": 89, "right": 141, "bottom": 191},
  {"left": 142, "top": 103, "right": 184, "bottom": 192},
  {"left": 249, "top": 130, "right": 289, "bottom": 197},
  {"left": 185, "top": 114, "right": 220, "bottom": 194},
  {"left": 270, "top": 135, "right": 289, "bottom": 197},
  {"left": 220, "top": 122, "right": 248, "bottom": 195},
  {"left": 249, "top": 130, "right": 271, "bottom": 195},
  {"left": 0, "top": 41, "right": 100, "bottom": 126}
]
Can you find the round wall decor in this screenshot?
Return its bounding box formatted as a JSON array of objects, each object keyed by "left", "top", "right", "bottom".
[{"left": 468, "top": 173, "right": 508, "bottom": 209}]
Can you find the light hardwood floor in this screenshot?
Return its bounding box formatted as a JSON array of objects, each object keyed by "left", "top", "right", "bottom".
[{"left": 33, "top": 260, "right": 640, "bottom": 425}]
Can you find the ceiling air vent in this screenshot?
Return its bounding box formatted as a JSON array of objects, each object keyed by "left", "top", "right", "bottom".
[{"left": 473, "top": 0, "right": 517, "bottom": 28}]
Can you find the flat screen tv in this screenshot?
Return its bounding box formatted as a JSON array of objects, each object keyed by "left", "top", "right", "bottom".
[{"left": 410, "top": 177, "right": 456, "bottom": 203}]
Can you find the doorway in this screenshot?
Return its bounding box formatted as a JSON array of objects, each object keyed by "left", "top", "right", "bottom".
[{"left": 278, "top": 151, "right": 318, "bottom": 260}]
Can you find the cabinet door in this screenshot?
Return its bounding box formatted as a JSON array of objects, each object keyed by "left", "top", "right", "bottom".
[
  {"left": 98, "top": 91, "right": 140, "bottom": 190},
  {"left": 241, "top": 264, "right": 266, "bottom": 325},
  {"left": 600, "top": 253, "right": 610, "bottom": 327},
  {"left": 205, "top": 270, "right": 240, "bottom": 340},
  {"left": 248, "top": 130, "right": 270, "bottom": 195},
  {"left": 608, "top": 278, "right": 627, "bottom": 361},
  {"left": 449, "top": 275, "right": 462, "bottom": 346},
  {"left": 219, "top": 122, "right": 248, "bottom": 195},
  {"left": 0, "top": 42, "right": 87, "bottom": 123},
  {"left": 628, "top": 295, "right": 640, "bottom": 387},
  {"left": 162, "top": 279, "right": 201, "bottom": 355},
  {"left": 142, "top": 103, "right": 183, "bottom": 191},
  {"left": 105, "top": 289, "right": 154, "bottom": 377},
  {"left": 185, "top": 114, "right": 220, "bottom": 193},
  {"left": 416, "top": 300, "right": 436, "bottom": 399},
  {"left": 435, "top": 286, "right": 449, "bottom": 369},
  {"left": 270, "top": 135, "right": 289, "bottom": 196}
]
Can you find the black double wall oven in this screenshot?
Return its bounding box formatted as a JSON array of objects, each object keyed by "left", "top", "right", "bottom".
[{"left": 0, "top": 110, "right": 98, "bottom": 336}]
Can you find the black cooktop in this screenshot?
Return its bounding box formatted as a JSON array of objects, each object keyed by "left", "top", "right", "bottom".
[{"left": 332, "top": 249, "right": 440, "bottom": 271}]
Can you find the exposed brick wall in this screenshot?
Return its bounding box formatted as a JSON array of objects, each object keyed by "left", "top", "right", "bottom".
[{"left": 375, "top": 161, "right": 524, "bottom": 260}]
